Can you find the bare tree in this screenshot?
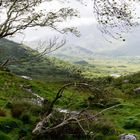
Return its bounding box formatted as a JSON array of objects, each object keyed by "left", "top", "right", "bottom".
[
  {"left": 33, "top": 36, "right": 66, "bottom": 60},
  {"left": 32, "top": 82, "right": 121, "bottom": 138},
  {"left": 16, "top": 36, "right": 66, "bottom": 64}
]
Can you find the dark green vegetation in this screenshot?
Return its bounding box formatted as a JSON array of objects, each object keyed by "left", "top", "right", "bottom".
[
  {"left": 0, "top": 39, "right": 140, "bottom": 139},
  {"left": 0, "top": 39, "right": 83, "bottom": 82}
]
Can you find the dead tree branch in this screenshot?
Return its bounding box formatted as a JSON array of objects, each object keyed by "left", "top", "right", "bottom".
[{"left": 32, "top": 82, "right": 121, "bottom": 137}]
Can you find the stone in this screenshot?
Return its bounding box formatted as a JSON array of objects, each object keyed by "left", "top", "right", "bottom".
[
  {"left": 123, "top": 80, "right": 129, "bottom": 83},
  {"left": 134, "top": 87, "right": 140, "bottom": 94},
  {"left": 119, "top": 134, "right": 137, "bottom": 140}
]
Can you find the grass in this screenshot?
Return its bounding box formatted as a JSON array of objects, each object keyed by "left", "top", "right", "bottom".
[
  {"left": 0, "top": 68, "right": 140, "bottom": 139},
  {"left": 0, "top": 55, "right": 140, "bottom": 140},
  {"left": 81, "top": 57, "right": 140, "bottom": 78},
  {"left": 1, "top": 39, "right": 140, "bottom": 139}
]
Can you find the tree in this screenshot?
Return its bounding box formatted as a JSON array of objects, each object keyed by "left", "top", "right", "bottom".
[
  {"left": 0, "top": 0, "right": 139, "bottom": 138},
  {"left": 0, "top": 0, "right": 78, "bottom": 68},
  {"left": 0, "top": 0, "right": 139, "bottom": 40},
  {"left": 32, "top": 82, "right": 121, "bottom": 139},
  {"left": 93, "top": 0, "right": 139, "bottom": 39},
  {"left": 0, "top": 0, "right": 79, "bottom": 39}
]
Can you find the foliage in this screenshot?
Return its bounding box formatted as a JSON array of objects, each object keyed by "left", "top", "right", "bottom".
[
  {"left": 0, "top": 120, "right": 18, "bottom": 133},
  {"left": 0, "top": 108, "right": 6, "bottom": 117},
  {"left": 0, "top": 0, "right": 79, "bottom": 38},
  {"left": 123, "top": 116, "right": 140, "bottom": 130},
  {"left": 0, "top": 131, "right": 11, "bottom": 140},
  {"left": 0, "top": 39, "right": 83, "bottom": 83},
  {"left": 20, "top": 113, "right": 31, "bottom": 124},
  {"left": 94, "top": 0, "right": 138, "bottom": 39},
  {"left": 0, "top": 48, "right": 140, "bottom": 139},
  {"left": 11, "top": 104, "right": 25, "bottom": 118}
]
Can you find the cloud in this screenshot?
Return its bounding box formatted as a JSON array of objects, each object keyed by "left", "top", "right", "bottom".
[{"left": 11, "top": 0, "right": 96, "bottom": 42}]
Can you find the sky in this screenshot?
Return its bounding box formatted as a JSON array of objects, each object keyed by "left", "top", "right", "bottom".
[
  {"left": 9, "top": 0, "right": 140, "bottom": 55},
  {"left": 11, "top": 0, "right": 96, "bottom": 42}
]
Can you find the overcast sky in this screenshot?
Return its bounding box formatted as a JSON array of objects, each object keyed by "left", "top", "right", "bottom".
[
  {"left": 10, "top": 0, "right": 140, "bottom": 54},
  {"left": 11, "top": 0, "right": 96, "bottom": 42}
]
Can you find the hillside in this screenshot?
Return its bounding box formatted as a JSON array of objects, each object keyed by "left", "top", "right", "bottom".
[
  {"left": 51, "top": 45, "right": 94, "bottom": 61},
  {"left": 25, "top": 24, "right": 140, "bottom": 60},
  {"left": 0, "top": 39, "right": 83, "bottom": 82},
  {"left": 0, "top": 69, "right": 139, "bottom": 139},
  {"left": 0, "top": 39, "right": 140, "bottom": 139}
]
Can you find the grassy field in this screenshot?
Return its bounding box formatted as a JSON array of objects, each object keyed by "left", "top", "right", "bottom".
[
  {"left": 0, "top": 68, "right": 139, "bottom": 139},
  {"left": 79, "top": 57, "right": 140, "bottom": 78},
  {"left": 0, "top": 39, "right": 140, "bottom": 139}
]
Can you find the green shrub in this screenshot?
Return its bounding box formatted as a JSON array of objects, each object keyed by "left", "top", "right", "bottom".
[
  {"left": 0, "top": 120, "right": 18, "bottom": 133},
  {"left": 11, "top": 103, "right": 25, "bottom": 118},
  {"left": 30, "top": 105, "right": 42, "bottom": 116},
  {"left": 21, "top": 113, "right": 31, "bottom": 124},
  {"left": 123, "top": 117, "right": 140, "bottom": 129},
  {"left": 5, "top": 102, "right": 13, "bottom": 109},
  {"left": 0, "top": 131, "right": 11, "bottom": 140},
  {"left": 94, "top": 133, "right": 104, "bottom": 140},
  {"left": 105, "top": 135, "right": 118, "bottom": 140},
  {"left": 0, "top": 108, "right": 6, "bottom": 116},
  {"left": 18, "top": 128, "right": 28, "bottom": 138}
]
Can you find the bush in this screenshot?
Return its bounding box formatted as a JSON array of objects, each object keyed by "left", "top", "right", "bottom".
[
  {"left": 11, "top": 105, "right": 24, "bottom": 118},
  {"left": 94, "top": 133, "right": 104, "bottom": 140},
  {"left": 0, "top": 120, "right": 18, "bottom": 133},
  {"left": 21, "top": 113, "right": 31, "bottom": 124},
  {"left": 5, "top": 102, "right": 13, "bottom": 109},
  {"left": 0, "top": 131, "right": 11, "bottom": 140},
  {"left": 30, "top": 105, "right": 42, "bottom": 116},
  {"left": 105, "top": 135, "right": 118, "bottom": 140},
  {"left": 0, "top": 108, "right": 6, "bottom": 117},
  {"left": 91, "top": 119, "right": 117, "bottom": 136},
  {"left": 18, "top": 128, "right": 28, "bottom": 138},
  {"left": 123, "top": 117, "right": 140, "bottom": 129}
]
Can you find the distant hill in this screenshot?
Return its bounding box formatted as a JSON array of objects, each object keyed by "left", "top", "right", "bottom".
[
  {"left": 51, "top": 45, "right": 94, "bottom": 61},
  {"left": 97, "top": 43, "right": 140, "bottom": 57},
  {"left": 24, "top": 24, "right": 140, "bottom": 60},
  {"left": 0, "top": 38, "right": 29, "bottom": 62},
  {"left": 0, "top": 39, "right": 82, "bottom": 82}
]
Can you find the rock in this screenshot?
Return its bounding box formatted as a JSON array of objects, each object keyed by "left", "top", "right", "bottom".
[
  {"left": 123, "top": 80, "right": 129, "bottom": 83},
  {"left": 134, "top": 87, "right": 140, "bottom": 94},
  {"left": 119, "top": 134, "right": 137, "bottom": 140},
  {"left": 20, "top": 75, "right": 32, "bottom": 80},
  {"left": 110, "top": 74, "right": 121, "bottom": 78}
]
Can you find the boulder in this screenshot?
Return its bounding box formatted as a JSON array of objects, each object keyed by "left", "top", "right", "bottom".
[
  {"left": 123, "top": 80, "right": 129, "bottom": 83},
  {"left": 119, "top": 134, "right": 137, "bottom": 140},
  {"left": 134, "top": 87, "right": 140, "bottom": 94}
]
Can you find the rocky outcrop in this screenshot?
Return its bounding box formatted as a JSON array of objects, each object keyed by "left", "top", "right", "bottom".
[
  {"left": 119, "top": 134, "right": 137, "bottom": 140},
  {"left": 134, "top": 87, "right": 140, "bottom": 94}
]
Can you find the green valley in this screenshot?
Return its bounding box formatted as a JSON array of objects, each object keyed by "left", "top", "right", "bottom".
[{"left": 0, "top": 39, "right": 139, "bottom": 139}]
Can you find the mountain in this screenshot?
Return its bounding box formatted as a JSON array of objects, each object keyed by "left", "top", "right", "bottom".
[
  {"left": 0, "top": 38, "right": 29, "bottom": 62},
  {"left": 0, "top": 39, "right": 82, "bottom": 82},
  {"left": 24, "top": 24, "right": 140, "bottom": 60},
  {"left": 51, "top": 45, "right": 94, "bottom": 61},
  {"left": 0, "top": 39, "right": 140, "bottom": 140}
]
